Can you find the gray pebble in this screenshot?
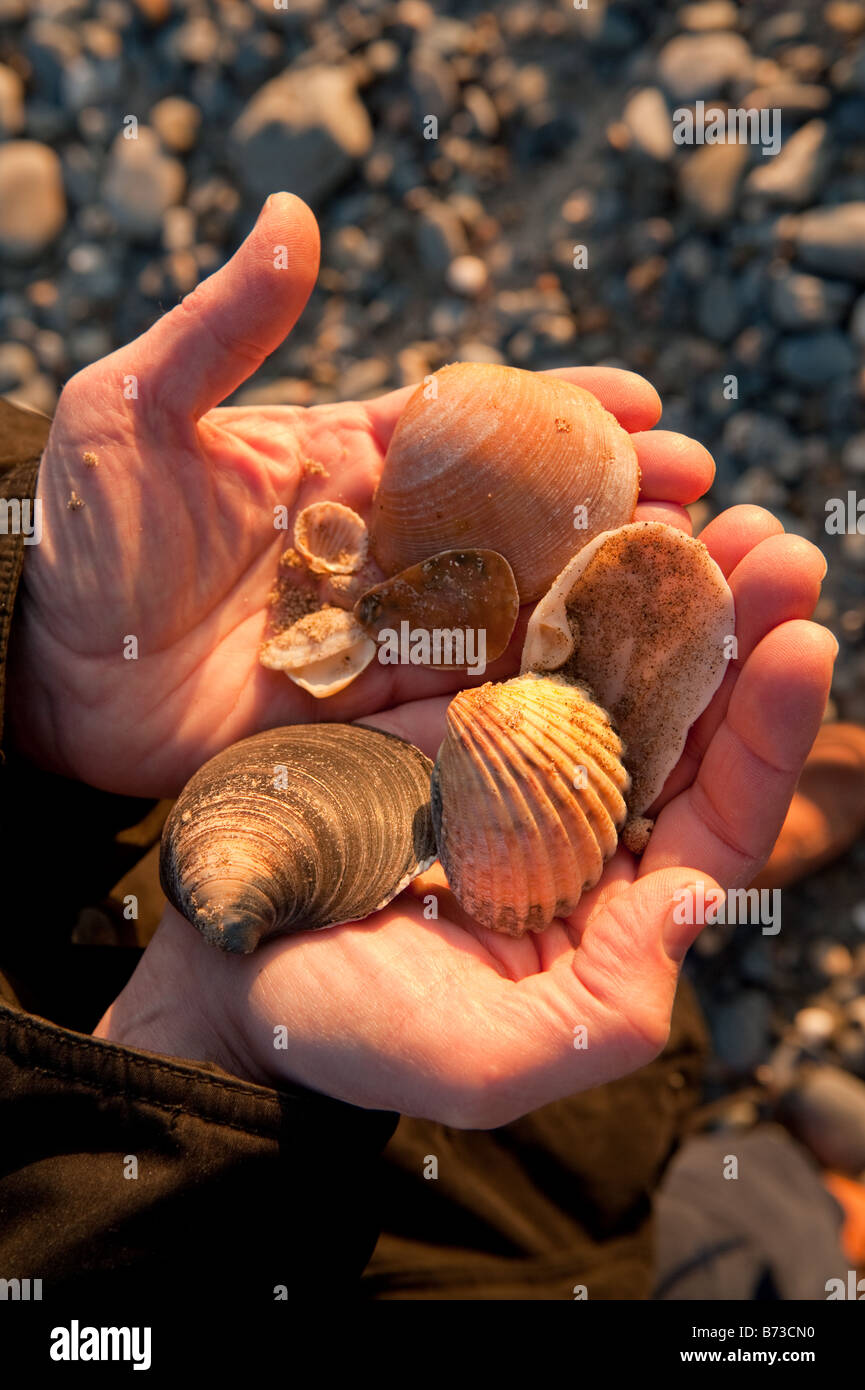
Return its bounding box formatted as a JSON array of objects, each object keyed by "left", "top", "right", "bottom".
[
  {"left": 416, "top": 200, "right": 468, "bottom": 271},
  {"left": 779, "top": 1064, "right": 865, "bottom": 1173},
  {"left": 708, "top": 991, "right": 771, "bottom": 1072},
  {"left": 769, "top": 268, "right": 854, "bottom": 329},
  {"left": 775, "top": 330, "right": 857, "bottom": 386},
  {"left": 782, "top": 202, "right": 865, "bottom": 281},
  {"left": 696, "top": 274, "right": 742, "bottom": 341},
  {"left": 102, "top": 128, "right": 185, "bottom": 241},
  {"left": 230, "top": 65, "right": 373, "bottom": 207}
]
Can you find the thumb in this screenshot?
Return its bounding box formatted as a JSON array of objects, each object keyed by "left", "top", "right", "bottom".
[
  {"left": 132, "top": 192, "right": 320, "bottom": 422},
  {"left": 577, "top": 865, "right": 722, "bottom": 991}
]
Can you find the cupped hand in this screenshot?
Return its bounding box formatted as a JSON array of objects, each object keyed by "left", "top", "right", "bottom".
[
  {"left": 96, "top": 502, "right": 834, "bottom": 1125},
  {"left": 10, "top": 192, "right": 713, "bottom": 797}
]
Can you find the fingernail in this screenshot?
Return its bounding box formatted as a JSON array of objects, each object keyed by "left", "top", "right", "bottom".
[{"left": 662, "top": 884, "right": 700, "bottom": 964}]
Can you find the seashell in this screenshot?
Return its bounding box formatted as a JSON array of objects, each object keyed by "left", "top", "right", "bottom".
[
  {"left": 430, "top": 672, "right": 630, "bottom": 936},
  {"left": 160, "top": 723, "right": 436, "bottom": 953},
  {"left": 354, "top": 548, "right": 519, "bottom": 667},
  {"left": 369, "top": 362, "right": 640, "bottom": 602},
  {"left": 319, "top": 559, "right": 386, "bottom": 610},
  {"left": 294, "top": 501, "right": 368, "bottom": 574},
  {"left": 259, "top": 605, "right": 375, "bottom": 697},
  {"left": 522, "top": 522, "right": 734, "bottom": 815}
]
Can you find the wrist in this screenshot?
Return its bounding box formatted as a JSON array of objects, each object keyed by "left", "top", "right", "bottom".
[{"left": 93, "top": 905, "right": 262, "bottom": 1082}]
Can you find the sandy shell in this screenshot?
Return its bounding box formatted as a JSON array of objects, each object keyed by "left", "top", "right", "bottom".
[
  {"left": 259, "top": 606, "right": 376, "bottom": 697},
  {"left": 369, "top": 362, "right": 640, "bottom": 602},
  {"left": 522, "top": 521, "right": 735, "bottom": 814},
  {"left": 294, "top": 501, "right": 368, "bottom": 574},
  {"left": 160, "top": 724, "right": 436, "bottom": 953},
  {"left": 431, "top": 672, "right": 630, "bottom": 936}
]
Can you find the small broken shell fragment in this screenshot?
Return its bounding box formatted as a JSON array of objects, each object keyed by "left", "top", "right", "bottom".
[
  {"left": 160, "top": 723, "right": 436, "bottom": 953},
  {"left": 319, "top": 559, "right": 386, "bottom": 610},
  {"left": 259, "top": 605, "right": 375, "bottom": 697},
  {"left": 431, "top": 672, "right": 630, "bottom": 936},
  {"left": 353, "top": 548, "right": 519, "bottom": 667},
  {"left": 522, "top": 521, "right": 735, "bottom": 815},
  {"left": 294, "top": 501, "right": 368, "bottom": 574}
]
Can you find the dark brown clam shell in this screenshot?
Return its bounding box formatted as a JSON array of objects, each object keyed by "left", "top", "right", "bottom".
[{"left": 160, "top": 724, "right": 435, "bottom": 953}]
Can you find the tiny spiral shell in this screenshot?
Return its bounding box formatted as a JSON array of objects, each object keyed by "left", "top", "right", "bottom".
[{"left": 431, "top": 672, "right": 631, "bottom": 936}]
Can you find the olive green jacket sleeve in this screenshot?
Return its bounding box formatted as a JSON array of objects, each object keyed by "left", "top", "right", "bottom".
[{"left": 0, "top": 397, "right": 397, "bottom": 1305}]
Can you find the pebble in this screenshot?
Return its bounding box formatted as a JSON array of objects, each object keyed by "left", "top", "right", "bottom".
[
  {"left": 679, "top": 1, "right": 740, "bottom": 30},
  {"left": 811, "top": 939, "right": 855, "bottom": 978},
  {"left": 416, "top": 200, "right": 467, "bottom": 270},
  {"left": 0, "top": 62, "right": 24, "bottom": 134},
  {"left": 446, "top": 254, "right": 488, "bottom": 297},
  {"left": 742, "top": 83, "right": 830, "bottom": 118},
  {"left": 230, "top": 65, "right": 373, "bottom": 207},
  {"left": 782, "top": 202, "right": 865, "bottom": 281},
  {"left": 836, "top": 1027, "right": 865, "bottom": 1075},
  {"left": 842, "top": 434, "right": 865, "bottom": 475},
  {"left": 622, "top": 88, "right": 673, "bottom": 162},
  {"left": 775, "top": 331, "right": 857, "bottom": 387},
  {"left": 769, "top": 268, "right": 854, "bottom": 330},
  {"left": 0, "top": 140, "right": 66, "bottom": 260},
  {"left": 679, "top": 143, "right": 749, "bottom": 225},
  {"left": 825, "top": 2, "right": 865, "bottom": 34},
  {"left": 779, "top": 1065, "right": 865, "bottom": 1173},
  {"left": 745, "top": 119, "right": 827, "bottom": 206},
  {"left": 708, "top": 991, "right": 771, "bottom": 1072},
  {"left": 794, "top": 1005, "right": 837, "bottom": 1044},
  {"left": 0, "top": 341, "right": 37, "bottom": 392},
  {"left": 150, "top": 96, "right": 201, "bottom": 154},
  {"left": 657, "top": 32, "right": 754, "bottom": 102},
  {"left": 850, "top": 294, "right": 865, "bottom": 346},
  {"left": 102, "top": 127, "right": 185, "bottom": 240},
  {"left": 696, "top": 274, "right": 741, "bottom": 341}
]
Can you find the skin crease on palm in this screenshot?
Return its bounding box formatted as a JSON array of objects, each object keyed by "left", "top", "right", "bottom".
[{"left": 10, "top": 192, "right": 835, "bottom": 1125}]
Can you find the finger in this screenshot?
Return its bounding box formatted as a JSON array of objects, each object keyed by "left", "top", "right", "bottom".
[
  {"left": 135, "top": 192, "right": 320, "bottom": 422},
  {"left": 359, "top": 695, "right": 452, "bottom": 760},
  {"left": 698, "top": 504, "right": 784, "bottom": 578},
  {"left": 634, "top": 501, "right": 692, "bottom": 532},
  {"left": 653, "top": 532, "right": 827, "bottom": 807},
  {"left": 544, "top": 367, "right": 662, "bottom": 432},
  {"left": 631, "top": 430, "right": 715, "bottom": 504},
  {"left": 364, "top": 365, "right": 663, "bottom": 451},
  {"left": 640, "top": 621, "right": 836, "bottom": 887},
  {"left": 510, "top": 868, "right": 714, "bottom": 1100}
]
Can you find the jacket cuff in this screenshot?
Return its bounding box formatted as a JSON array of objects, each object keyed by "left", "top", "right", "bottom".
[
  {"left": 0, "top": 397, "right": 51, "bottom": 754},
  {"left": 0, "top": 995, "right": 396, "bottom": 1135}
]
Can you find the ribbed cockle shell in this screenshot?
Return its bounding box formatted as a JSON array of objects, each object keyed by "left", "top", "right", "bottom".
[
  {"left": 431, "top": 673, "right": 630, "bottom": 936},
  {"left": 370, "top": 363, "right": 640, "bottom": 601},
  {"left": 160, "top": 724, "right": 436, "bottom": 953}
]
